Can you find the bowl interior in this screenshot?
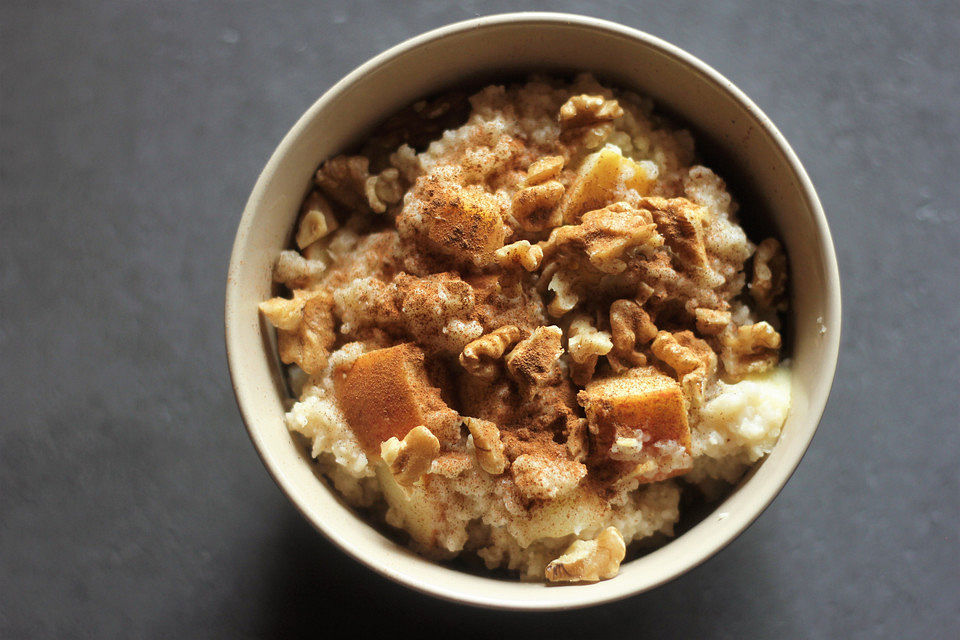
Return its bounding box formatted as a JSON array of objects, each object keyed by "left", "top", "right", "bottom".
[{"left": 225, "top": 13, "right": 840, "bottom": 609}]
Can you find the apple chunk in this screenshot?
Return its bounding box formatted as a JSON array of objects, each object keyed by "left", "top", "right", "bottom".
[
  {"left": 578, "top": 368, "right": 692, "bottom": 481},
  {"left": 336, "top": 344, "right": 459, "bottom": 454}
]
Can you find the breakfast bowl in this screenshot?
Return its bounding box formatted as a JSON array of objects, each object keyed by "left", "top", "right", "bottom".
[{"left": 225, "top": 12, "right": 841, "bottom": 609}]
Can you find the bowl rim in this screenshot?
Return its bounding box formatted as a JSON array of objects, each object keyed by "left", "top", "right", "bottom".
[{"left": 225, "top": 11, "right": 842, "bottom": 610}]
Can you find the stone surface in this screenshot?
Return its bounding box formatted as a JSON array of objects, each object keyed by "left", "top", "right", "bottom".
[{"left": 1, "top": 1, "right": 957, "bottom": 638}]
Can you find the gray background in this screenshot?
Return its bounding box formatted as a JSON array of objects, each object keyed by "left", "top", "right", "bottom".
[{"left": 2, "top": 1, "right": 958, "bottom": 638}]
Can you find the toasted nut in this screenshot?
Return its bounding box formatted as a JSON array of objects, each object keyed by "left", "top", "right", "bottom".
[
  {"left": 545, "top": 527, "right": 626, "bottom": 582},
  {"left": 296, "top": 192, "right": 339, "bottom": 249},
  {"left": 511, "top": 181, "right": 565, "bottom": 231},
  {"left": 505, "top": 326, "right": 564, "bottom": 387},
  {"left": 546, "top": 272, "right": 579, "bottom": 317},
  {"left": 567, "top": 315, "right": 613, "bottom": 386},
  {"left": 694, "top": 308, "right": 732, "bottom": 336},
  {"left": 315, "top": 155, "right": 371, "bottom": 212},
  {"left": 525, "top": 155, "right": 564, "bottom": 185},
  {"left": 459, "top": 326, "right": 522, "bottom": 380},
  {"left": 609, "top": 299, "right": 657, "bottom": 367},
  {"left": 464, "top": 417, "right": 507, "bottom": 475},
  {"left": 258, "top": 296, "right": 304, "bottom": 332},
  {"left": 380, "top": 425, "right": 441, "bottom": 488},
  {"left": 365, "top": 168, "right": 403, "bottom": 213},
  {"left": 495, "top": 241, "right": 543, "bottom": 272},
  {"left": 750, "top": 238, "right": 788, "bottom": 310},
  {"left": 651, "top": 330, "right": 718, "bottom": 408},
  {"left": 558, "top": 95, "right": 623, "bottom": 129},
  {"left": 721, "top": 321, "right": 782, "bottom": 379},
  {"left": 264, "top": 289, "right": 335, "bottom": 375}
]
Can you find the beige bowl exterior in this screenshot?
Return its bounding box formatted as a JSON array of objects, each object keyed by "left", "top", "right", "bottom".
[{"left": 225, "top": 13, "right": 841, "bottom": 610}]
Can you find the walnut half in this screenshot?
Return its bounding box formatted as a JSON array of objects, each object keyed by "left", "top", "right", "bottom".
[{"left": 545, "top": 527, "right": 626, "bottom": 583}]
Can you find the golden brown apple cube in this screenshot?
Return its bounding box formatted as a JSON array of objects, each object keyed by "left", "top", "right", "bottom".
[
  {"left": 425, "top": 187, "right": 505, "bottom": 266},
  {"left": 560, "top": 148, "right": 655, "bottom": 223},
  {"left": 336, "top": 344, "right": 458, "bottom": 454},
  {"left": 579, "top": 368, "right": 691, "bottom": 457}
]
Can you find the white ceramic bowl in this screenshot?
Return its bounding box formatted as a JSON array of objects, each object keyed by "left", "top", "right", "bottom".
[{"left": 225, "top": 12, "right": 841, "bottom": 610}]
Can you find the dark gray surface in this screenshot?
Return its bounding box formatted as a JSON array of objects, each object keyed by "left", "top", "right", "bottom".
[{"left": 2, "top": 1, "right": 958, "bottom": 638}]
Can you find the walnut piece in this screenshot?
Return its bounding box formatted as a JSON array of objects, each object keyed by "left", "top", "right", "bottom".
[
  {"left": 651, "top": 330, "right": 718, "bottom": 408},
  {"left": 505, "top": 325, "right": 564, "bottom": 387},
  {"left": 296, "top": 191, "right": 339, "bottom": 249},
  {"left": 525, "top": 155, "right": 564, "bottom": 185},
  {"left": 545, "top": 526, "right": 626, "bottom": 582},
  {"left": 750, "top": 238, "right": 788, "bottom": 310},
  {"left": 638, "top": 196, "right": 711, "bottom": 278},
  {"left": 609, "top": 299, "right": 658, "bottom": 368},
  {"left": 494, "top": 241, "right": 544, "bottom": 272},
  {"left": 380, "top": 425, "right": 441, "bottom": 488},
  {"left": 315, "top": 155, "right": 372, "bottom": 212},
  {"left": 567, "top": 315, "right": 614, "bottom": 386},
  {"left": 541, "top": 202, "right": 662, "bottom": 275},
  {"left": 260, "top": 289, "right": 336, "bottom": 375},
  {"left": 365, "top": 167, "right": 403, "bottom": 213},
  {"left": 558, "top": 95, "right": 624, "bottom": 129},
  {"left": 546, "top": 271, "right": 580, "bottom": 318},
  {"left": 464, "top": 417, "right": 508, "bottom": 475},
  {"left": 694, "top": 308, "right": 732, "bottom": 336},
  {"left": 511, "top": 181, "right": 565, "bottom": 231},
  {"left": 721, "top": 321, "right": 782, "bottom": 379},
  {"left": 459, "top": 325, "right": 522, "bottom": 380}
]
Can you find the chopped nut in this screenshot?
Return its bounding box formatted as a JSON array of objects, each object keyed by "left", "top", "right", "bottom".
[
  {"left": 558, "top": 95, "right": 623, "bottom": 129},
  {"left": 295, "top": 191, "right": 339, "bottom": 249},
  {"left": 546, "top": 272, "right": 580, "bottom": 317},
  {"left": 365, "top": 168, "right": 403, "bottom": 213},
  {"left": 262, "top": 289, "right": 335, "bottom": 375},
  {"left": 639, "top": 196, "right": 710, "bottom": 277},
  {"left": 459, "top": 325, "right": 522, "bottom": 380},
  {"left": 495, "top": 240, "right": 543, "bottom": 272},
  {"left": 609, "top": 299, "right": 658, "bottom": 367},
  {"left": 567, "top": 315, "right": 613, "bottom": 386},
  {"left": 695, "top": 308, "right": 732, "bottom": 336},
  {"left": 651, "top": 330, "right": 718, "bottom": 408},
  {"left": 750, "top": 238, "right": 788, "bottom": 310},
  {"left": 525, "top": 155, "right": 564, "bottom": 185},
  {"left": 542, "top": 203, "right": 663, "bottom": 275},
  {"left": 511, "top": 181, "right": 565, "bottom": 231},
  {"left": 315, "top": 155, "right": 371, "bottom": 212},
  {"left": 380, "top": 425, "right": 441, "bottom": 488},
  {"left": 464, "top": 417, "right": 508, "bottom": 475},
  {"left": 545, "top": 526, "right": 626, "bottom": 582},
  {"left": 720, "top": 322, "right": 782, "bottom": 379},
  {"left": 259, "top": 295, "right": 304, "bottom": 332},
  {"left": 505, "top": 326, "right": 564, "bottom": 387}
]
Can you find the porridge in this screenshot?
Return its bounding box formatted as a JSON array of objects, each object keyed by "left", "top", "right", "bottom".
[{"left": 259, "top": 75, "right": 791, "bottom": 583}]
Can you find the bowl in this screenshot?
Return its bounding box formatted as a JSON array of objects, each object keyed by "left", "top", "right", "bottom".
[{"left": 225, "top": 12, "right": 841, "bottom": 610}]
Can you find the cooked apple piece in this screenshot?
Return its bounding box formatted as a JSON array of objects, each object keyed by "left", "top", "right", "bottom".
[
  {"left": 559, "top": 147, "right": 656, "bottom": 223},
  {"left": 424, "top": 184, "right": 505, "bottom": 267},
  {"left": 336, "top": 344, "right": 459, "bottom": 453},
  {"left": 578, "top": 368, "right": 692, "bottom": 480}
]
